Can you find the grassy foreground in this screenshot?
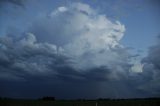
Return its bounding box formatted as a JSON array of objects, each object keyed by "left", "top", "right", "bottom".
[{"left": 0, "top": 98, "right": 160, "bottom": 106}]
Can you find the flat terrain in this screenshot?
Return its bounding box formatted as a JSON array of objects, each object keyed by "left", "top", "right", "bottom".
[{"left": 0, "top": 99, "right": 160, "bottom": 106}]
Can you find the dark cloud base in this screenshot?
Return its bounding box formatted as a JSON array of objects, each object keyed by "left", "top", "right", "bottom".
[{"left": 0, "top": 33, "right": 160, "bottom": 99}]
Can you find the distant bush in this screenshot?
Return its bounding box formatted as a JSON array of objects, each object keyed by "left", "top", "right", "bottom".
[
  {"left": 98, "top": 98, "right": 111, "bottom": 101},
  {"left": 76, "top": 99, "right": 87, "bottom": 101},
  {"left": 40, "top": 96, "right": 55, "bottom": 101}
]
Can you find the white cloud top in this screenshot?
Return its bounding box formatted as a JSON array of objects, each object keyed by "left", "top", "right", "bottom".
[{"left": 43, "top": 3, "right": 126, "bottom": 70}]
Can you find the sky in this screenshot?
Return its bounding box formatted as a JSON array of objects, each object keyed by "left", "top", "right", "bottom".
[{"left": 0, "top": 0, "right": 160, "bottom": 99}]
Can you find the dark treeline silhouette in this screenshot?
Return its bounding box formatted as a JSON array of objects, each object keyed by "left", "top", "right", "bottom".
[
  {"left": 97, "top": 97, "right": 160, "bottom": 101},
  {"left": 39, "top": 96, "right": 55, "bottom": 101},
  {"left": 1, "top": 97, "right": 160, "bottom": 106},
  {"left": 0, "top": 96, "right": 160, "bottom": 101},
  {"left": 0, "top": 97, "right": 15, "bottom": 100}
]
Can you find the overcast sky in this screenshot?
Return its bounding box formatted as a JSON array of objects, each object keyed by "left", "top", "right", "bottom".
[{"left": 0, "top": 0, "right": 160, "bottom": 99}]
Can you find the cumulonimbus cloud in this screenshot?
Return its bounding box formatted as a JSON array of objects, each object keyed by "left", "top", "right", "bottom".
[
  {"left": 0, "top": 2, "right": 130, "bottom": 81},
  {"left": 0, "top": 2, "right": 159, "bottom": 99},
  {"left": 30, "top": 2, "right": 129, "bottom": 76}
]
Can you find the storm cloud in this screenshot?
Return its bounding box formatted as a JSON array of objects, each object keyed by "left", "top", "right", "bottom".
[
  {"left": 0, "top": 2, "right": 130, "bottom": 80},
  {"left": 0, "top": 1, "right": 159, "bottom": 99},
  {"left": 138, "top": 35, "right": 160, "bottom": 96}
]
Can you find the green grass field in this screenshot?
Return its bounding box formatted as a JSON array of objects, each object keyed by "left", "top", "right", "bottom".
[{"left": 0, "top": 99, "right": 160, "bottom": 106}]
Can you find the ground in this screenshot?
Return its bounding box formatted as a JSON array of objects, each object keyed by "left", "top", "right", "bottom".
[{"left": 0, "top": 98, "right": 160, "bottom": 106}]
